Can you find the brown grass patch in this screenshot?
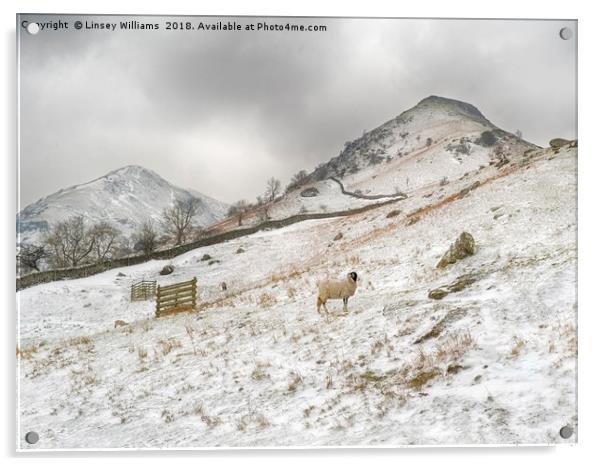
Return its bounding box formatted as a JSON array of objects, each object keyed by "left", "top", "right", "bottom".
[
  {"left": 406, "top": 369, "right": 439, "bottom": 390},
  {"left": 68, "top": 336, "right": 93, "bottom": 346},
  {"left": 16, "top": 343, "right": 38, "bottom": 359},
  {"left": 257, "top": 292, "right": 277, "bottom": 308}
]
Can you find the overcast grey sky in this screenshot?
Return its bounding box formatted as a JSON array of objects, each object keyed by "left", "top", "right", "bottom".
[{"left": 18, "top": 16, "right": 576, "bottom": 207}]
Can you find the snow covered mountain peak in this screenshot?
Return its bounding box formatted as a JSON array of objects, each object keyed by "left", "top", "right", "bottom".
[
  {"left": 410, "top": 95, "right": 491, "bottom": 125},
  {"left": 106, "top": 164, "right": 156, "bottom": 177},
  {"left": 306, "top": 95, "right": 518, "bottom": 183},
  {"left": 17, "top": 165, "right": 229, "bottom": 246}
]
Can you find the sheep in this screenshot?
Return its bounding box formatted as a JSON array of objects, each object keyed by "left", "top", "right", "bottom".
[
  {"left": 316, "top": 271, "right": 358, "bottom": 316},
  {"left": 114, "top": 320, "right": 129, "bottom": 328}
]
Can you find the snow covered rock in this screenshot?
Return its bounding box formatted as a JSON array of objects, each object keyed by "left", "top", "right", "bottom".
[
  {"left": 159, "top": 265, "right": 174, "bottom": 275},
  {"left": 436, "top": 232, "right": 476, "bottom": 269}
]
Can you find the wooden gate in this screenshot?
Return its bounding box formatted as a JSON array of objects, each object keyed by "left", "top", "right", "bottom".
[
  {"left": 130, "top": 280, "right": 157, "bottom": 301},
  {"left": 155, "top": 277, "right": 197, "bottom": 317}
]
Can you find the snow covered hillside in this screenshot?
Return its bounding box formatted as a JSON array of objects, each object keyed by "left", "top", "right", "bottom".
[
  {"left": 17, "top": 139, "right": 577, "bottom": 448},
  {"left": 228, "top": 96, "right": 538, "bottom": 228},
  {"left": 17, "top": 165, "right": 229, "bottom": 245}
]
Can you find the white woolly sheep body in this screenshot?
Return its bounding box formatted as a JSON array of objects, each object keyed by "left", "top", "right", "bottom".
[{"left": 316, "top": 272, "right": 358, "bottom": 316}]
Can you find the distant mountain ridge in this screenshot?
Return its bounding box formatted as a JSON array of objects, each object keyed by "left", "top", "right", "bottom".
[{"left": 17, "top": 165, "right": 229, "bottom": 245}]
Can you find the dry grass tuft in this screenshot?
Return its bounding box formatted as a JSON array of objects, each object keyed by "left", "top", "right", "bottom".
[
  {"left": 406, "top": 369, "right": 439, "bottom": 390},
  {"left": 193, "top": 402, "right": 221, "bottom": 428},
  {"left": 70, "top": 364, "right": 98, "bottom": 393},
  {"left": 161, "top": 409, "right": 175, "bottom": 423},
  {"left": 16, "top": 343, "right": 39, "bottom": 359},
  {"left": 257, "top": 292, "right": 277, "bottom": 308},
  {"left": 157, "top": 337, "right": 183, "bottom": 356},
  {"left": 371, "top": 334, "right": 392, "bottom": 355},
  {"left": 235, "top": 411, "right": 270, "bottom": 431},
  {"left": 303, "top": 405, "right": 315, "bottom": 418},
  {"left": 347, "top": 255, "right": 361, "bottom": 265},
  {"left": 287, "top": 371, "right": 303, "bottom": 393},
  {"left": 184, "top": 322, "right": 197, "bottom": 355},
  {"left": 251, "top": 362, "right": 271, "bottom": 381},
  {"left": 270, "top": 268, "right": 306, "bottom": 284},
  {"left": 434, "top": 331, "right": 474, "bottom": 361},
  {"left": 510, "top": 336, "right": 526, "bottom": 358},
  {"left": 68, "top": 336, "right": 93, "bottom": 346},
  {"left": 137, "top": 346, "right": 148, "bottom": 362}
]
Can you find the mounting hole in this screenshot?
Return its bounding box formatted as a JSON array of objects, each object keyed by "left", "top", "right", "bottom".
[
  {"left": 559, "top": 27, "right": 573, "bottom": 40},
  {"left": 26, "top": 22, "right": 40, "bottom": 35},
  {"left": 25, "top": 431, "right": 39, "bottom": 444},
  {"left": 559, "top": 425, "right": 574, "bottom": 439}
]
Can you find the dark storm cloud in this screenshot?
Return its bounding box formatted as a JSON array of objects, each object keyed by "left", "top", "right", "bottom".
[{"left": 18, "top": 16, "right": 576, "bottom": 207}]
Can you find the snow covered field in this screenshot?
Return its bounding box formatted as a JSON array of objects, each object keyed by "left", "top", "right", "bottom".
[{"left": 17, "top": 144, "right": 577, "bottom": 449}]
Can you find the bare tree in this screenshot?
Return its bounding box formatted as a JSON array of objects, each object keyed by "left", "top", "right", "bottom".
[
  {"left": 17, "top": 244, "right": 47, "bottom": 272},
  {"left": 515, "top": 129, "right": 523, "bottom": 140},
  {"left": 90, "top": 221, "right": 120, "bottom": 262},
  {"left": 44, "top": 216, "right": 97, "bottom": 268},
  {"left": 286, "top": 170, "right": 309, "bottom": 192},
  {"left": 264, "top": 177, "right": 282, "bottom": 202},
  {"left": 136, "top": 220, "right": 158, "bottom": 256},
  {"left": 162, "top": 199, "right": 198, "bottom": 245},
  {"left": 227, "top": 200, "right": 250, "bottom": 226}
]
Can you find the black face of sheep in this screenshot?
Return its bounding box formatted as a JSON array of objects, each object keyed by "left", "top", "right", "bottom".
[{"left": 349, "top": 271, "right": 358, "bottom": 282}]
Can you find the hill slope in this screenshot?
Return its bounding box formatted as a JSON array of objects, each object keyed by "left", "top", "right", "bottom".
[{"left": 17, "top": 142, "right": 577, "bottom": 447}]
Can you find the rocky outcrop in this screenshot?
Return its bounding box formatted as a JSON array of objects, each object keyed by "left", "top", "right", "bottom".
[
  {"left": 159, "top": 265, "right": 174, "bottom": 276},
  {"left": 300, "top": 187, "right": 319, "bottom": 198},
  {"left": 428, "top": 272, "right": 481, "bottom": 300},
  {"left": 436, "top": 232, "right": 476, "bottom": 269},
  {"left": 549, "top": 138, "right": 571, "bottom": 149}
]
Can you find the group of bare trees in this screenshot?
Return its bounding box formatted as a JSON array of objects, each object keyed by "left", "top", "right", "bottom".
[
  {"left": 16, "top": 244, "right": 47, "bottom": 272},
  {"left": 134, "top": 198, "right": 199, "bottom": 256},
  {"left": 17, "top": 198, "right": 201, "bottom": 274},
  {"left": 227, "top": 176, "right": 285, "bottom": 226},
  {"left": 224, "top": 170, "right": 315, "bottom": 227},
  {"left": 286, "top": 170, "right": 309, "bottom": 193},
  {"left": 17, "top": 216, "right": 122, "bottom": 271},
  {"left": 44, "top": 217, "right": 120, "bottom": 268}
]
